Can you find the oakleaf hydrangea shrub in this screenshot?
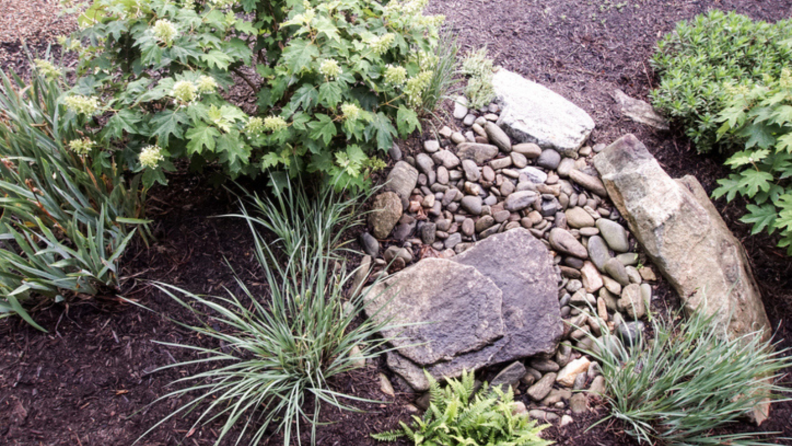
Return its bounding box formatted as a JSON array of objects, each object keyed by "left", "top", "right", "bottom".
[
  {"left": 713, "top": 69, "right": 792, "bottom": 254},
  {"left": 64, "top": 0, "right": 445, "bottom": 188},
  {"left": 650, "top": 10, "right": 792, "bottom": 153}
]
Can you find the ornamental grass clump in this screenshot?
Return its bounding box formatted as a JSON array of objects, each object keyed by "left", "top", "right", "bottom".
[
  {"left": 372, "top": 370, "right": 552, "bottom": 446},
  {"left": 141, "top": 177, "right": 400, "bottom": 446},
  {"left": 0, "top": 65, "right": 148, "bottom": 331},
  {"left": 585, "top": 306, "right": 792, "bottom": 446}
]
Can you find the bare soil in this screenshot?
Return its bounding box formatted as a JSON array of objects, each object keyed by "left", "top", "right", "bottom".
[{"left": 2, "top": 0, "right": 792, "bottom": 445}]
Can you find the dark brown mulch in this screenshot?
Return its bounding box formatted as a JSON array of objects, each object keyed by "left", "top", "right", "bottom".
[{"left": 3, "top": 0, "right": 792, "bottom": 445}]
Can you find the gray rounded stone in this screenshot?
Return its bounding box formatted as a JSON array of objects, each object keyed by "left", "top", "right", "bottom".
[
  {"left": 513, "top": 143, "right": 542, "bottom": 158},
  {"left": 415, "top": 153, "right": 435, "bottom": 176},
  {"left": 456, "top": 143, "right": 499, "bottom": 164},
  {"left": 566, "top": 207, "right": 595, "bottom": 228},
  {"left": 461, "top": 159, "right": 480, "bottom": 182},
  {"left": 549, "top": 228, "right": 587, "bottom": 259},
  {"left": 360, "top": 232, "right": 380, "bottom": 257},
  {"left": 368, "top": 192, "right": 403, "bottom": 239},
  {"left": 596, "top": 219, "right": 630, "bottom": 253},
  {"left": 527, "top": 373, "right": 557, "bottom": 401},
  {"left": 503, "top": 191, "right": 538, "bottom": 211},
  {"left": 617, "top": 320, "right": 644, "bottom": 348},
  {"left": 485, "top": 122, "right": 512, "bottom": 152},
  {"left": 536, "top": 149, "right": 562, "bottom": 170},
  {"left": 461, "top": 218, "right": 475, "bottom": 236},
  {"left": 604, "top": 258, "right": 630, "bottom": 286},
  {"left": 618, "top": 284, "right": 646, "bottom": 320},
  {"left": 423, "top": 139, "right": 440, "bottom": 153},
  {"left": 587, "top": 236, "right": 612, "bottom": 271},
  {"left": 475, "top": 215, "right": 495, "bottom": 232},
  {"left": 557, "top": 157, "right": 575, "bottom": 178},
  {"left": 460, "top": 196, "right": 483, "bottom": 215},
  {"left": 421, "top": 222, "right": 437, "bottom": 245}
]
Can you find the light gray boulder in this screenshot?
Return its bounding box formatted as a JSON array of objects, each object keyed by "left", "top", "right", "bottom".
[{"left": 493, "top": 69, "right": 595, "bottom": 155}]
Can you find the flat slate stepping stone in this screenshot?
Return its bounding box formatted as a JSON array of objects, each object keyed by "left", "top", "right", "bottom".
[
  {"left": 365, "top": 258, "right": 504, "bottom": 367},
  {"left": 372, "top": 229, "right": 562, "bottom": 390}
]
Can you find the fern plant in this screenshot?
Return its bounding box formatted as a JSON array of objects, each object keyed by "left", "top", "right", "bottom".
[
  {"left": 712, "top": 68, "right": 792, "bottom": 254},
  {"left": 372, "top": 371, "right": 552, "bottom": 446}
]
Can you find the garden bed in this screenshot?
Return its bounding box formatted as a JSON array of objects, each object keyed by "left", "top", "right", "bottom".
[{"left": 2, "top": 0, "right": 792, "bottom": 445}]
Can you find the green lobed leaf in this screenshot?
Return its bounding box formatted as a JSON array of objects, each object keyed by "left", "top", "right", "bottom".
[{"left": 185, "top": 124, "right": 220, "bottom": 155}]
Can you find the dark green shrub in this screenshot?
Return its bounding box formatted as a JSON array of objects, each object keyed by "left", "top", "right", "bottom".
[
  {"left": 713, "top": 69, "right": 792, "bottom": 254},
  {"left": 650, "top": 10, "right": 792, "bottom": 153},
  {"left": 372, "top": 371, "right": 552, "bottom": 446},
  {"left": 0, "top": 66, "right": 148, "bottom": 331},
  {"left": 585, "top": 307, "right": 791, "bottom": 446},
  {"left": 63, "top": 0, "right": 446, "bottom": 189}
]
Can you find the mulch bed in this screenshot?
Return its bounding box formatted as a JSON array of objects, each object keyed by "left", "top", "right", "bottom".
[{"left": 2, "top": 0, "right": 792, "bottom": 445}]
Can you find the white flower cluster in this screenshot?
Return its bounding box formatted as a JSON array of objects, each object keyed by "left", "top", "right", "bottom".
[
  {"left": 319, "top": 59, "right": 342, "bottom": 79},
  {"left": 244, "top": 117, "right": 264, "bottom": 136},
  {"left": 34, "top": 59, "right": 61, "bottom": 81},
  {"left": 170, "top": 76, "right": 218, "bottom": 104},
  {"left": 197, "top": 75, "right": 218, "bottom": 94},
  {"left": 153, "top": 19, "right": 178, "bottom": 47},
  {"left": 404, "top": 71, "right": 433, "bottom": 108},
  {"left": 64, "top": 95, "right": 101, "bottom": 116},
  {"left": 340, "top": 103, "right": 361, "bottom": 121},
  {"left": 384, "top": 65, "right": 407, "bottom": 86},
  {"left": 171, "top": 80, "right": 198, "bottom": 103},
  {"left": 371, "top": 33, "right": 395, "bottom": 56},
  {"left": 139, "top": 145, "right": 165, "bottom": 169},
  {"left": 263, "top": 116, "right": 288, "bottom": 132},
  {"left": 68, "top": 138, "right": 93, "bottom": 156},
  {"left": 209, "top": 0, "right": 235, "bottom": 8}
]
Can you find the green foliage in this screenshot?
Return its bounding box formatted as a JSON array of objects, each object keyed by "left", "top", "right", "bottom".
[
  {"left": 712, "top": 69, "right": 792, "bottom": 254},
  {"left": 584, "top": 306, "right": 792, "bottom": 446},
  {"left": 141, "top": 178, "right": 400, "bottom": 446},
  {"left": 413, "top": 29, "right": 460, "bottom": 116},
  {"left": 650, "top": 10, "right": 792, "bottom": 153},
  {"left": 372, "top": 370, "right": 552, "bottom": 446},
  {"left": 0, "top": 66, "right": 148, "bottom": 331},
  {"left": 65, "top": 0, "right": 446, "bottom": 189},
  {"left": 460, "top": 47, "right": 496, "bottom": 110}
]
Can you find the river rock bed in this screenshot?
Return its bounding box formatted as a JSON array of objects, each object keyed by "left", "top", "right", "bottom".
[{"left": 359, "top": 71, "right": 660, "bottom": 423}]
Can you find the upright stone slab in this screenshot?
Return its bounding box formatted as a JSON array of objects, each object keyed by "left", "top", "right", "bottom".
[
  {"left": 492, "top": 69, "right": 595, "bottom": 154},
  {"left": 593, "top": 134, "right": 770, "bottom": 340}
]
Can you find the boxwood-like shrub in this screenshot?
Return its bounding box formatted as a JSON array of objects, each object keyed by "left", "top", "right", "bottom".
[{"left": 650, "top": 10, "right": 792, "bottom": 153}]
